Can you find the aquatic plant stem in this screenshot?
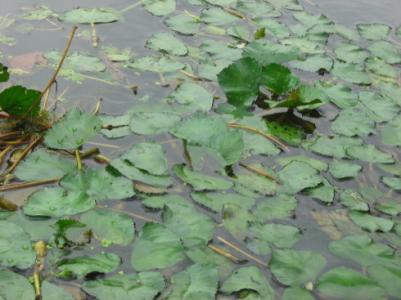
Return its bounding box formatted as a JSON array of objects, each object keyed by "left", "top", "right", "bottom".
[
  {"left": 75, "top": 150, "right": 82, "bottom": 171},
  {"left": 0, "top": 135, "right": 42, "bottom": 179},
  {"left": 228, "top": 123, "right": 289, "bottom": 152},
  {"left": 216, "top": 236, "right": 268, "bottom": 267},
  {"left": 42, "top": 26, "right": 78, "bottom": 109},
  {"left": 120, "top": 0, "right": 144, "bottom": 13},
  {"left": 0, "top": 177, "right": 60, "bottom": 192},
  {"left": 208, "top": 244, "right": 241, "bottom": 263},
  {"left": 239, "top": 162, "right": 280, "bottom": 183},
  {"left": 33, "top": 241, "right": 46, "bottom": 300}
]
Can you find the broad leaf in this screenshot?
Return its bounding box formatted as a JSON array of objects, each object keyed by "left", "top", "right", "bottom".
[
  {"left": 146, "top": 33, "right": 187, "bottom": 56},
  {"left": 0, "top": 85, "right": 41, "bottom": 117},
  {"left": 0, "top": 270, "right": 35, "bottom": 299}
]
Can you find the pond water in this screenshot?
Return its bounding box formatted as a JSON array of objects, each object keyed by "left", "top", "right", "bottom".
[{"left": 1, "top": 0, "right": 401, "bottom": 299}]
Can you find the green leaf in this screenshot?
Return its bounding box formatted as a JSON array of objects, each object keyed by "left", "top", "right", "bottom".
[
  {"left": 222, "top": 203, "right": 251, "bottom": 241},
  {"left": 368, "top": 265, "right": 401, "bottom": 298},
  {"left": 130, "top": 111, "right": 180, "bottom": 135},
  {"left": 121, "top": 142, "right": 168, "bottom": 176},
  {"left": 42, "top": 281, "right": 74, "bottom": 300},
  {"left": 375, "top": 200, "right": 401, "bottom": 216},
  {"left": 318, "top": 267, "right": 385, "bottom": 300},
  {"left": 146, "top": 33, "right": 187, "bottom": 56},
  {"left": 262, "top": 63, "right": 299, "bottom": 95},
  {"left": 174, "top": 164, "right": 232, "bottom": 191},
  {"left": 45, "top": 109, "right": 102, "bottom": 150},
  {"left": 277, "top": 155, "right": 328, "bottom": 171},
  {"left": 23, "top": 187, "right": 95, "bottom": 217},
  {"left": 165, "top": 13, "right": 200, "bottom": 35},
  {"left": 201, "top": 7, "right": 237, "bottom": 26},
  {"left": 57, "top": 253, "right": 120, "bottom": 279},
  {"left": 6, "top": 211, "right": 55, "bottom": 241},
  {"left": 131, "top": 222, "right": 185, "bottom": 271},
  {"left": 62, "top": 7, "right": 120, "bottom": 24},
  {"left": 221, "top": 266, "right": 275, "bottom": 300},
  {"left": 144, "top": 0, "right": 176, "bottom": 16},
  {"left": 322, "top": 83, "right": 358, "bottom": 109},
  {"left": 84, "top": 272, "right": 165, "bottom": 300},
  {"left": 366, "top": 57, "right": 398, "bottom": 79},
  {"left": 346, "top": 144, "right": 394, "bottom": 163},
  {"left": 339, "top": 189, "right": 369, "bottom": 211},
  {"left": 368, "top": 41, "right": 401, "bottom": 64},
  {"left": 329, "top": 234, "right": 401, "bottom": 267},
  {"left": 331, "top": 108, "right": 374, "bottom": 137},
  {"left": 0, "top": 63, "right": 9, "bottom": 82},
  {"left": 0, "top": 270, "right": 35, "bottom": 299},
  {"left": 168, "top": 82, "right": 213, "bottom": 112},
  {"left": 61, "top": 168, "right": 135, "bottom": 201},
  {"left": 359, "top": 91, "right": 400, "bottom": 122},
  {"left": 249, "top": 222, "right": 301, "bottom": 248},
  {"left": 15, "top": 149, "right": 75, "bottom": 181},
  {"left": 381, "top": 116, "right": 401, "bottom": 146},
  {"left": 45, "top": 51, "right": 106, "bottom": 73},
  {"left": 383, "top": 176, "right": 401, "bottom": 190},
  {"left": 235, "top": 165, "right": 277, "bottom": 195},
  {"left": 110, "top": 158, "right": 172, "bottom": 187},
  {"left": 329, "top": 160, "right": 362, "bottom": 179},
  {"left": 290, "top": 54, "right": 333, "bottom": 72},
  {"left": 217, "top": 57, "right": 261, "bottom": 109},
  {"left": 332, "top": 61, "right": 371, "bottom": 85},
  {"left": 191, "top": 192, "right": 255, "bottom": 213},
  {"left": 23, "top": 5, "right": 58, "bottom": 20},
  {"left": 170, "top": 113, "right": 244, "bottom": 165},
  {"left": 0, "top": 85, "right": 41, "bottom": 117},
  {"left": 357, "top": 23, "right": 391, "bottom": 40},
  {"left": 80, "top": 209, "right": 134, "bottom": 246},
  {"left": 279, "top": 161, "right": 322, "bottom": 193},
  {"left": 167, "top": 264, "right": 218, "bottom": 299},
  {"left": 282, "top": 287, "right": 314, "bottom": 300},
  {"left": 270, "top": 249, "right": 326, "bottom": 286},
  {"left": 127, "top": 56, "right": 185, "bottom": 73},
  {"left": 335, "top": 43, "right": 369, "bottom": 63},
  {"left": 254, "top": 194, "right": 298, "bottom": 221},
  {"left": 0, "top": 220, "right": 35, "bottom": 269},
  {"left": 304, "top": 178, "right": 335, "bottom": 203},
  {"left": 243, "top": 40, "right": 300, "bottom": 66},
  {"left": 349, "top": 211, "right": 394, "bottom": 232},
  {"left": 304, "top": 135, "right": 363, "bottom": 158}
]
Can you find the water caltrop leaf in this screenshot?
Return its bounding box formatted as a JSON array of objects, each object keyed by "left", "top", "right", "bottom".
[
  {"left": 41, "top": 281, "right": 74, "bottom": 300},
  {"left": 201, "top": 7, "right": 238, "bottom": 26},
  {"left": 168, "top": 82, "right": 213, "bottom": 112},
  {"left": 23, "top": 5, "right": 58, "bottom": 20},
  {"left": 45, "top": 109, "right": 102, "bottom": 150},
  {"left": 262, "top": 63, "right": 299, "bottom": 95},
  {"left": 249, "top": 222, "right": 301, "bottom": 248},
  {"left": 332, "top": 61, "right": 371, "bottom": 85},
  {"left": 329, "top": 160, "right": 362, "bottom": 179},
  {"left": 0, "top": 85, "right": 41, "bottom": 117},
  {"left": 61, "top": 168, "right": 135, "bottom": 201},
  {"left": 349, "top": 211, "right": 394, "bottom": 232},
  {"left": 83, "top": 272, "right": 165, "bottom": 300},
  {"left": 0, "top": 220, "right": 35, "bottom": 269},
  {"left": 279, "top": 161, "right": 322, "bottom": 193},
  {"left": 80, "top": 208, "right": 134, "bottom": 246},
  {"left": 334, "top": 43, "right": 369, "bottom": 63},
  {"left": 282, "top": 287, "right": 314, "bottom": 300},
  {"left": 270, "top": 249, "right": 326, "bottom": 286},
  {"left": 368, "top": 265, "right": 401, "bottom": 298},
  {"left": 0, "top": 270, "right": 35, "bottom": 299},
  {"left": 357, "top": 23, "right": 391, "bottom": 40},
  {"left": 45, "top": 51, "right": 106, "bottom": 73},
  {"left": 146, "top": 33, "right": 187, "bottom": 56},
  {"left": 290, "top": 54, "right": 333, "bottom": 72},
  {"left": 170, "top": 113, "right": 244, "bottom": 165},
  {"left": 217, "top": 57, "right": 261, "bottom": 109},
  {"left": 57, "top": 253, "right": 120, "bottom": 279},
  {"left": 62, "top": 7, "right": 120, "bottom": 24},
  {"left": 317, "top": 267, "right": 385, "bottom": 300},
  {"left": 174, "top": 164, "right": 233, "bottom": 191},
  {"left": 15, "top": 149, "right": 75, "bottom": 181},
  {"left": 121, "top": 142, "right": 168, "bottom": 176},
  {"left": 144, "top": 0, "right": 176, "bottom": 16},
  {"left": 130, "top": 111, "right": 180, "bottom": 135},
  {"left": 329, "top": 234, "right": 401, "bottom": 267},
  {"left": 23, "top": 187, "right": 95, "bottom": 217},
  {"left": 254, "top": 194, "right": 298, "bottom": 221},
  {"left": 346, "top": 144, "right": 394, "bottom": 163},
  {"left": 368, "top": 41, "right": 401, "bottom": 64},
  {"left": 221, "top": 266, "right": 275, "bottom": 300},
  {"left": 165, "top": 13, "right": 200, "bottom": 35},
  {"left": 128, "top": 55, "right": 185, "bottom": 73},
  {"left": 167, "top": 264, "right": 218, "bottom": 299},
  {"left": 131, "top": 222, "right": 185, "bottom": 271}
]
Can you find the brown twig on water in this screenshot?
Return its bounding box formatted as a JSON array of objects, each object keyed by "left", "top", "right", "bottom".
[
  {"left": 1, "top": 135, "right": 42, "bottom": 179},
  {"left": 239, "top": 162, "right": 280, "bottom": 183},
  {"left": 216, "top": 236, "right": 268, "bottom": 267},
  {"left": 33, "top": 241, "right": 47, "bottom": 300},
  {"left": 180, "top": 69, "right": 203, "bottom": 81},
  {"left": 208, "top": 244, "right": 242, "bottom": 263},
  {"left": 42, "top": 26, "right": 78, "bottom": 109},
  {"left": 228, "top": 123, "right": 289, "bottom": 152},
  {"left": 75, "top": 150, "right": 82, "bottom": 171},
  {"left": 0, "top": 196, "right": 18, "bottom": 211},
  {"left": 0, "top": 177, "right": 60, "bottom": 192}
]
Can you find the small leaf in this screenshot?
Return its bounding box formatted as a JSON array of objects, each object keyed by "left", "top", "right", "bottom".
[
  {"left": 262, "top": 63, "right": 299, "bottom": 95},
  {"left": 0, "top": 63, "right": 9, "bottom": 82},
  {"left": 146, "top": 33, "right": 187, "bottom": 56},
  {"left": 62, "top": 7, "right": 120, "bottom": 24},
  {"left": 357, "top": 23, "right": 391, "bottom": 40},
  {"left": 0, "top": 270, "right": 35, "bottom": 299},
  {"left": 0, "top": 85, "right": 41, "bottom": 117}
]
